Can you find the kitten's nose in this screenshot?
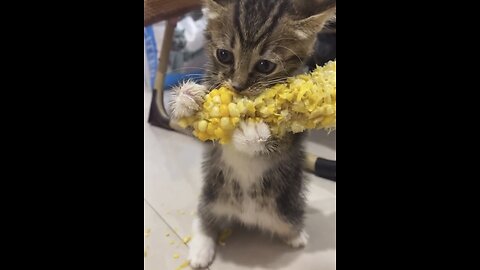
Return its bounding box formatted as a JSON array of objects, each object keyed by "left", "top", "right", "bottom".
[{"left": 231, "top": 82, "right": 247, "bottom": 92}]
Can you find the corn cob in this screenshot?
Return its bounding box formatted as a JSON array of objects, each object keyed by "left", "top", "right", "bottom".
[{"left": 177, "top": 60, "right": 336, "bottom": 144}]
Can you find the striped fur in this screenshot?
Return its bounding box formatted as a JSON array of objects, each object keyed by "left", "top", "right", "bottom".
[{"left": 203, "top": 0, "right": 336, "bottom": 96}]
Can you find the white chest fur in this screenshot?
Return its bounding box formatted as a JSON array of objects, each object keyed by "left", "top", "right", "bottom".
[
  {"left": 212, "top": 145, "right": 291, "bottom": 235},
  {"left": 220, "top": 144, "right": 270, "bottom": 189}
]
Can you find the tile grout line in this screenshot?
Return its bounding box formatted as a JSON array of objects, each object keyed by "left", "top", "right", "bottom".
[
  {"left": 144, "top": 198, "right": 214, "bottom": 270},
  {"left": 145, "top": 198, "right": 186, "bottom": 243}
]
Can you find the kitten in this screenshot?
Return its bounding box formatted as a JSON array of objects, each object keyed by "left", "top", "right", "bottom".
[{"left": 170, "top": 0, "right": 336, "bottom": 268}]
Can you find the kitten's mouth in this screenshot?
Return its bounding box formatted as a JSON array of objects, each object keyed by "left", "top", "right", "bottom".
[
  {"left": 236, "top": 89, "right": 257, "bottom": 97},
  {"left": 224, "top": 82, "right": 259, "bottom": 97}
]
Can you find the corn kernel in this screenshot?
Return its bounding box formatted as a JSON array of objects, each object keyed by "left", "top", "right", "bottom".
[
  {"left": 260, "top": 106, "right": 271, "bottom": 116},
  {"left": 325, "top": 105, "right": 334, "bottom": 115},
  {"left": 220, "top": 104, "right": 229, "bottom": 117},
  {"left": 218, "top": 228, "right": 233, "bottom": 246},
  {"left": 254, "top": 97, "right": 264, "bottom": 107},
  {"left": 177, "top": 119, "right": 188, "bottom": 128},
  {"left": 297, "top": 88, "right": 308, "bottom": 101},
  {"left": 198, "top": 120, "right": 208, "bottom": 132},
  {"left": 209, "top": 89, "right": 220, "bottom": 96},
  {"left": 207, "top": 123, "right": 216, "bottom": 135},
  {"left": 214, "top": 128, "right": 225, "bottom": 138},
  {"left": 228, "top": 103, "right": 240, "bottom": 117},
  {"left": 220, "top": 91, "right": 232, "bottom": 104},
  {"left": 210, "top": 106, "right": 221, "bottom": 117},
  {"left": 231, "top": 117, "right": 240, "bottom": 126},
  {"left": 291, "top": 121, "right": 305, "bottom": 133},
  {"left": 246, "top": 102, "right": 255, "bottom": 115},
  {"left": 236, "top": 101, "right": 246, "bottom": 114},
  {"left": 203, "top": 101, "right": 212, "bottom": 110},
  {"left": 197, "top": 132, "right": 209, "bottom": 141},
  {"left": 212, "top": 95, "right": 221, "bottom": 104},
  {"left": 321, "top": 115, "right": 335, "bottom": 126},
  {"left": 209, "top": 118, "right": 220, "bottom": 125},
  {"left": 220, "top": 117, "right": 234, "bottom": 130}
]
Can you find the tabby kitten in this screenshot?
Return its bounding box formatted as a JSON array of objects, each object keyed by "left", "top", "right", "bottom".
[{"left": 170, "top": 0, "right": 335, "bottom": 268}]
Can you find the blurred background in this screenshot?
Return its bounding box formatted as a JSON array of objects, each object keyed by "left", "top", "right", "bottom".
[{"left": 144, "top": 1, "right": 336, "bottom": 269}]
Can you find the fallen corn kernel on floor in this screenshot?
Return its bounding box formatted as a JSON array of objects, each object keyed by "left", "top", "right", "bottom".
[{"left": 145, "top": 86, "right": 336, "bottom": 270}]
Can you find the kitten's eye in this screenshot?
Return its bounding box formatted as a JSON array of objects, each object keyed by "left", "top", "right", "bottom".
[
  {"left": 255, "top": 60, "right": 276, "bottom": 74},
  {"left": 216, "top": 49, "right": 234, "bottom": 64}
]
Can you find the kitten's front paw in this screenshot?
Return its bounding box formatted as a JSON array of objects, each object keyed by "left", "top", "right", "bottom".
[
  {"left": 232, "top": 121, "right": 271, "bottom": 156},
  {"left": 169, "top": 81, "right": 207, "bottom": 119},
  {"left": 188, "top": 234, "right": 216, "bottom": 268},
  {"left": 285, "top": 230, "right": 309, "bottom": 248}
]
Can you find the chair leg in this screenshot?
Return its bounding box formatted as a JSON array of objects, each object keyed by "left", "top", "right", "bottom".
[
  {"left": 148, "top": 17, "right": 203, "bottom": 135},
  {"left": 149, "top": 18, "right": 177, "bottom": 130}
]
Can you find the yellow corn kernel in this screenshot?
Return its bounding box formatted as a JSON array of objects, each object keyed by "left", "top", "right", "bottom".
[
  {"left": 196, "top": 132, "right": 209, "bottom": 141},
  {"left": 177, "top": 119, "right": 188, "bottom": 128},
  {"left": 220, "top": 104, "right": 229, "bottom": 117},
  {"left": 231, "top": 117, "right": 240, "bottom": 126},
  {"left": 220, "top": 117, "right": 234, "bottom": 130},
  {"left": 206, "top": 123, "right": 216, "bottom": 135},
  {"left": 209, "top": 89, "right": 220, "bottom": 97},
  {"left": 214, "top": 127, "right": 225, "bottom": 138},
  {"left": 220, "top": 91, "right": 232, "bottom": 104},
  {"left": 291, "top": 121, "right": 305, "bottom": 133},
  {"left": 175, "top": 260, "right": 190, "bottom": 270},
  {"left": 325, "top": 105, "right": 334, "bottom": 115},
  {"left": 292, "top": 103, "right": 308, "bottom": 113},
  {"left": 321, "top": 115, "right": 335, "bottom": 126},
  {"left": 182, "top": 236, "right": 191, "bottom": 244},
  {"left": 203, "top": 100, "right": 212, "bottom": 110},
  {"left": 212, "top": 95, "right": 222, "bottom": 104},
  {"left": 305, "top": 120, "right": 315, "bottom": 129},
  {"left": 228, "top": 103, "right": 240, "bottom": 117},
  {"left": 309, "top": 108, "right": 323, "bottom": 119},
  {"left": 209, "top": 117, "right": 220, "bottom": 125},
  {"left": 254, "top": 96, "right": 264, "bottom": 107},
  {"left": 266, "top": 105, "right": 275, "bottom": 115},
  {"left": 260, "top": 106, "right": 272, "bottom": 117},
  {"left": 218, "top": 228, "right": 233, "bottom": 246},
  {"left": 197, "top": 120, "right": 208, "bottom": 132},
  {"left": 210, "top": 106, "right": 221, "bottom": 117},
  {"left": 236, "top": 101, "right": 246, "bottom": 114},
  {"left": 246, "top": 101, "right": 255, "bottom": 115},
  {"left": 312, "top": 117, "right": 324, "bottom": 125},
  {"left": 296, "top": 87, "right": 308, "bottom": 101}
]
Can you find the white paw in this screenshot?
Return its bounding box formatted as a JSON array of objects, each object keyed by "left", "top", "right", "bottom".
[
  {"left": 188, "top": 218, "right": 216, "bottom": 268},
  {"left": 169, "top": 81, "right": 207, "bottom": 119},
  {"left": 188, "top": 234, "right": 216, "bottom": 268},
  {"left": 286, "top": 230, "right": 309, "bottom": 248},
  {"left": 232, "top": 121, "right": 271, "bottom": 156}
]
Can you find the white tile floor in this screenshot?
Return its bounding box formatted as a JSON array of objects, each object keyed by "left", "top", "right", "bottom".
[{"left": 144, "top": 86, "right": 336, "bottom": 270}]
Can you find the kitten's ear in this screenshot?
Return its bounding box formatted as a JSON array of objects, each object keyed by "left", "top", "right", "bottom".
[
  {"left": 289, "top": 0, "right": 336, "bottom": 39},
  {"left": 202, "top": 0, "right": 231, "bottom": 19}
]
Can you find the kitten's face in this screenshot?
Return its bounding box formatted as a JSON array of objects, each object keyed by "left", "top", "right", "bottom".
[{"left": 204, "top": 0, "right": 335, "bottom": 96}]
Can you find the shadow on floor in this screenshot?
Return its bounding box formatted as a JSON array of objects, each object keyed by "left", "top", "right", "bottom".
[{"left": 215, "top": 205, "right": 336, "bottom": 269}]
